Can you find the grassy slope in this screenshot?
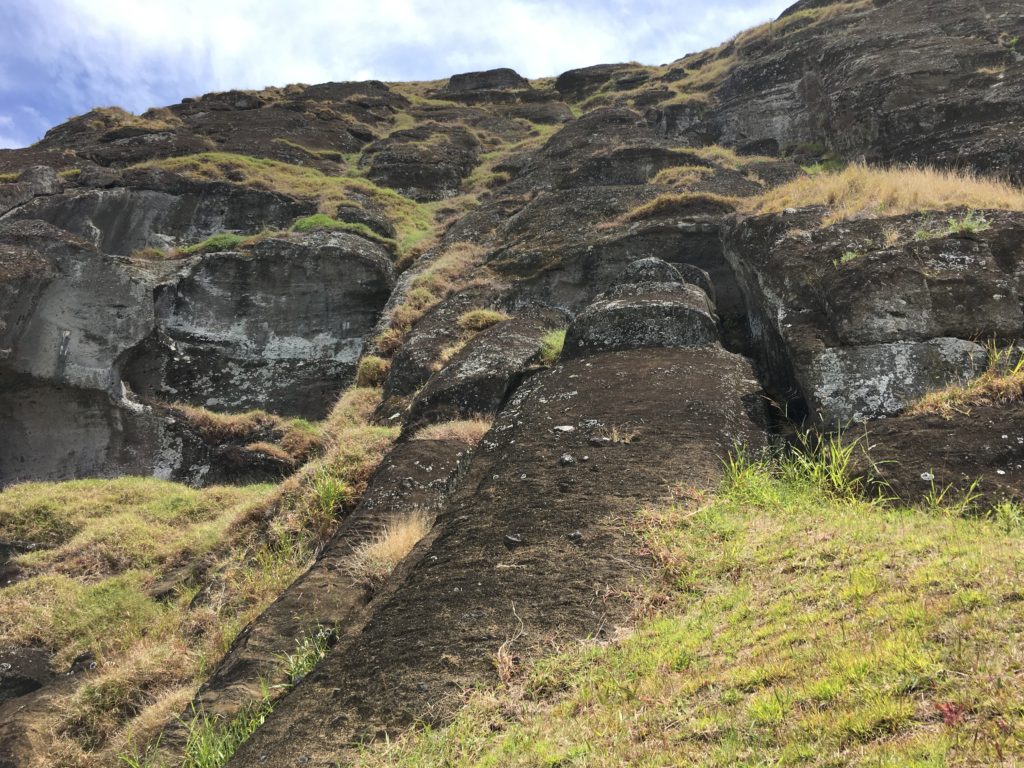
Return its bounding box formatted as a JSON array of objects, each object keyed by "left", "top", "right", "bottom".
[
  {"left": 0, "top": 389, "right": 398, "bottom": 766},
  {"left": 352, "top": 453, "right": 1024, "bottom": 767}
]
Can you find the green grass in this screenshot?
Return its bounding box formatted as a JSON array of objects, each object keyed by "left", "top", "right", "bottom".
[
  {"left": 0, "top": 389, "right": 397, "bottom": 765},
  {"left": 280, "top": 626, "right": 334, "bottom": 686},
  {"left": 834, "top": 250, "right": 863, "bottom": 267},
  {"left": 537, "top": 329, "right": 566, "bottom": 367},
  {"left": 944, "top": 210, "right": 991, "bottom": 235},
  {"left": 290, "top": 214, "right": 397, "bottom": 247},
  {"left": 179, "top": 232, "right": 246, "bottom": 255},
  {"left": 351, "top": 445, "right": 1024, "bottom": 767},
  {"left": 181, "top": 688, "right": 274, "bottom": 768}
]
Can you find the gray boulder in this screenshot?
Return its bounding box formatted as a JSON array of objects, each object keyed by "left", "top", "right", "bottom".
[
  {"left": 0, "top": 166, "right": 63, "bottom": 216},
  {"left": 804, "top": 338, "right": 989, "bottom": 424}
]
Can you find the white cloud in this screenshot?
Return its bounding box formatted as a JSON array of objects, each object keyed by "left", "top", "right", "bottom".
[{"left": 21, "top": 0, "right": 791, "bottom": 113}]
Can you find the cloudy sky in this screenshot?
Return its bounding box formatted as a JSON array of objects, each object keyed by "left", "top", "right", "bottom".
[{"left": 0, "top": 0, "right": 793, "bottom": 149}]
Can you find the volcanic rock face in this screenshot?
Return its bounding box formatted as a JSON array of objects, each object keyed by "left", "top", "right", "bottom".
[
  {"left": 3, "top": 1, "right": 1024, "bottom": 764},
  {"left": 695, "top": 0, "right": 1024, "bottom": 178},
  {"left": 723, "top": 209, "right": 1024, "bottom": 421},
  {"left": 131, "top": 233, "right": 394, "bottom": 416},
  {"left": 0, "top": 222, "right": 394, "bottom": 484}
]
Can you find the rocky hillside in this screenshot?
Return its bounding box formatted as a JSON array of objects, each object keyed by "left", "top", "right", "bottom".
[{"left": 1, "top": 1, "right": 1023, "bottom": 766}]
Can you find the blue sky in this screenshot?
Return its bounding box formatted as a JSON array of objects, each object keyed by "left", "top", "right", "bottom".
[{"left": 0, "top": 0, "right": 793, "bottom": 149}]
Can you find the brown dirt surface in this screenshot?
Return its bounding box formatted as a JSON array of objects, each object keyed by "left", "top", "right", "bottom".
[{"left": 855, "top": 403, "right": 1024, "bottom": 507}]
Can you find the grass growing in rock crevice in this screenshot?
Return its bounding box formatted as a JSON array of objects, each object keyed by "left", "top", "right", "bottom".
[
  {"left": 289, "top": 214, "right": 397, "bottom": 248},
  {"left": 373, "top": 242, "right": 493, "bottom": 357},
  {"left": 909, "top": 344, "right": 1024, "bottom": 418},
  {"left": 537, "top": 329, "right": 566, "bottom": 367},
  {"left": 351, "top": 445, "right": 1024, "bottom": 767}
]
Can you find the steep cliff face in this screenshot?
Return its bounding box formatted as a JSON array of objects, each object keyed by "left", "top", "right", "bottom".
[{"left": 2, "top": 1, "right": 1024, "bottom": 765}]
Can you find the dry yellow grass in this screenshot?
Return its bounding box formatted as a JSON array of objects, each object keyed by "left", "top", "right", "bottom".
[
  {"left": 617, "top": 192, "right": 741, "bottom": 225},
  {"left": 84, "top": 106, "right": 183, "bottom": 133},
  {"left": 411, "top": 418, "right": 493, "bottom": 446},
  {"left": 0, "top": 478, "right": 301, "bottom": 764},
  {"left": 168, "top": 403, "right": 323, "bottom": 462},
  {"left": 753, "top": 163, "right": 1024, "bottom": 224},
  {"left": 355, "top": 355, "right": 391, "bottom": 387},
  {"left": 651, "top": 165, "right": 715, "bottom": 187},
  {"left": 263, "top": 387, "right": 399, "bottom": 548},
  {"left": 908, "top": 347, "right": 1024, "bottom": 418},
  {"left": 457, "top": 308, "right": 509, "bottom": 332},
  {"left": 345, "top": 510, "right": 433, "bottom": 584}
]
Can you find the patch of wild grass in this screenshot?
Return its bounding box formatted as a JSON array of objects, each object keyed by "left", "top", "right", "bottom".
[
  {"left": 280, "top": 625, "right": 334, "bottom": 686},
  {"left": 457, "top": 308, "right": 509, "bottom": 333},
  {"left": 355, "top": 354, "right": 391, "bottom": 387},
  {"left": 179, "top": 232, "right": 246, "bottom": 255},
  {"left": 289, "top": 214, "right": 397, "bottom": 248},
  {"left": 168, "top": 403, "right": 323, "bottom": 463},
  {"left": 373, "top": 242, "right": 492, "bottom": 356},
  {"left": 268, "top": 387, "right": 398, "bottom": 549},
  {"left": 0, "top": 386, "right": 396, "bottom": 765},
  {"left": 909, "top": 344, "right": 1024, "bottom": 418},
  {"left": 411, "top": 418, "right": 493, "bottom": 446},
  {"left": 345, "top": 510, "right": 433, "bottom": 585},
  {"left": 180, "top": 685, "right": 274, "bottom": 768},
  {"left": 616, "top": 192, "right": 741, "bottom": 226},
  {"left": 650, "top": 164, "right": 715, "bottom": 188},
  {"left": 351, "top": 440, "right": 1024, "bottom": 767},
  {"left": 754, "top": 163, "right": 1024, "bottom": 224},
  {"left": 537, "top": 329, "right": 566, "bottom": 367}
]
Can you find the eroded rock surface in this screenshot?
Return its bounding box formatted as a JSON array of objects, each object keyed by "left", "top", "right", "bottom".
[
  {"left": 724, "top": 209, "right": 1024, "bottom": 422},
  {"left": 229, "top": 345, "right": 767, "bottom": 767},
  {"left": 129, "top": 233, "right": 394, "bottom": 417}
]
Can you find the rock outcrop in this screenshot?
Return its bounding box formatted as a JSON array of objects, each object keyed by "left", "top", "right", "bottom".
[
  {"left": 724, "top": 209, "right": 1024, "bottom": 422},
  {"left": 129, "top": 233, "right": 394, "bottom": 416},
  {"left": 230, "top": 343, "right": 767, "bottom": 767}
]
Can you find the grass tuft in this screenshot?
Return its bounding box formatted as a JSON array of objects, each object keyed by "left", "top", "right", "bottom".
[
  {"left": 457, "top": 308, "right": 509, "bottom": 333},
  {"left": 411, "top": 418, "right": 493, "bottom": 446},
  {"left": 355, "top": 355, "right": 391, "bottom": 388},
  {"left": 289, "top": 214, "right": 397, "bottom": 247},
  {"left": 537, "top": 329, "right": 566, "bottom": 367},
  {"left": 618, "top": 192, "right": 740, "bottom": 225},
  {"left": 345, "top": 510, "right": 433, "bottom": 585},
  {"left": 179, "top": 233, "right": 245, "bottom": 255}
]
